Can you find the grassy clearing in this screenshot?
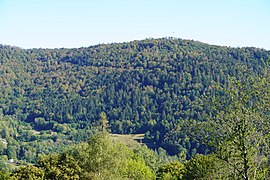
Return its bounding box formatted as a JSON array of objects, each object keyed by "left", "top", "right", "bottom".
[{"left": 110, "top": 134, "right": 144, "bottom": 148}]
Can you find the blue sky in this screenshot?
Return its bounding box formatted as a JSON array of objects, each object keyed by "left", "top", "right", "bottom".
[{"left": 0, "top": 0, "right": 269, "bottom": 49}]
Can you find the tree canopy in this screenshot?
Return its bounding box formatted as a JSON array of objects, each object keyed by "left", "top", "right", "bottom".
[{"left": 1, "top": 38, "right": 270, "bottom": 179}]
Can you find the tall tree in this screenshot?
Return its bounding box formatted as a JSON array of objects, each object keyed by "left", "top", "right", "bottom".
[{"left": 206, "top": 74, "right": 270, "bottom": 179}]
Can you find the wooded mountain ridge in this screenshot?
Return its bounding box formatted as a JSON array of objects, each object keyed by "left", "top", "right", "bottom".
[{"left": 0, "top": 37, "right": 270, "bottom": 159}]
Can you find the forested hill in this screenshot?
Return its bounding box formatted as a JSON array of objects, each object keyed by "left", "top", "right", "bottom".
[{"left": 1, "top": 37, "right": 270, "bottom": 157}]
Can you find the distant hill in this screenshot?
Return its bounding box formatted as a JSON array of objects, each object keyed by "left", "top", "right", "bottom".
[{"left": 1, "top": 38, "right": 270, "bottom": 158}]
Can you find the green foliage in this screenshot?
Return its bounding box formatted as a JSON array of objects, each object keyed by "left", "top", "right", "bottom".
[
  {"left": 0, "top": 143, "right": 6, "bottom": 155},
  {"left": 156, "top": 161, "right": 186, "bottom": 180},
  {"left": 37, "top": 153, "right": 81, "bottom": 180},
  {"left": 0, "top": 155, "right": 14, "bottom": 173},
  {"left": 67, "top": 133, "right": 155, "bottom": 179},
  {"left": 205, "top": 74, "right": 270, "bottom": 179},
  {"left": 0, "top": 171, "right": 9, "bottom": 180},
  {"left": 184, "top": 154, "right": 223, "bottom": 179},
  {"left": 9, "top": 165, "right": 44, "bottom": 180},
  {"left": 133, "top": 144, "right": 163, "bottom": 172},
  {"left": 1, "top": 38, "right": 270, "bottom": 161},
  {"left": 8, "top": 133, "right": 157, "bottom": 179},
  {"left": 125, "top": 157, "right": 155, "bottom": 180}
]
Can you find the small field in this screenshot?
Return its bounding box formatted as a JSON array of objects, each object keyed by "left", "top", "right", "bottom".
[{"left": 110, "top": 134, "right": 144, "bottom": 148}]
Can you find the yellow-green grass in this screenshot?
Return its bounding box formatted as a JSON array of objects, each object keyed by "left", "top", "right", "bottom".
[{"left": 110, "top": 134, "right": 144, "bottom": 148}]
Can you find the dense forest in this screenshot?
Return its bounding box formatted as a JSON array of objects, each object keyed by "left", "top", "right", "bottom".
[{"left": 1, "top": 37, "right": 270, "bottom": 179}]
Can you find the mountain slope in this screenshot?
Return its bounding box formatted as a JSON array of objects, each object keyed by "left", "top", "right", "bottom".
[{"left": 1, "top": 38, "right": 270, "bottom": 157}]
